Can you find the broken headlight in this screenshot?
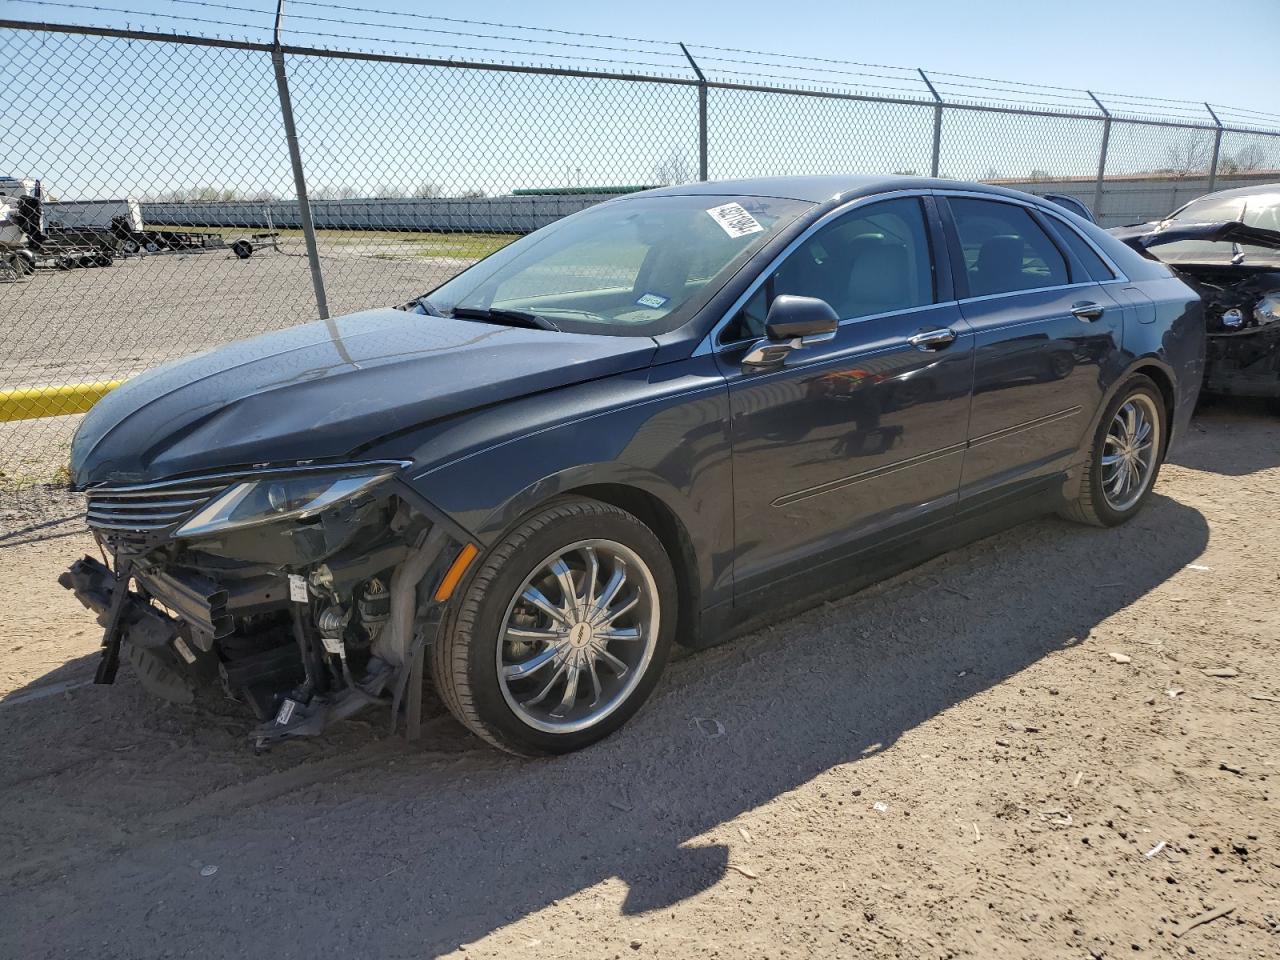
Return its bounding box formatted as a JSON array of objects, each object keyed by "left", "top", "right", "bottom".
[
  {"left": 1255, "top": 292, "right": 1280, "bottom": 328},
  {"left": 174, "top": 463, "right": 403, "bottom": 539}
]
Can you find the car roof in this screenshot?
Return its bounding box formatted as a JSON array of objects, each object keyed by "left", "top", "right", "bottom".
[
  {"left": 635, "top": 175, "right": 1053, "bottom": 208},
  {"left": 1189, "top": 182, "right": 1280, "bottom": 202}
]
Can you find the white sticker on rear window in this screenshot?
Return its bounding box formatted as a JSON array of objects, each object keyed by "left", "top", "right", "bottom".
[
  {"left": 706, "top": 202, "right": 764, "bottom": 238},
  {"left": 635, "top": 293, "right": 668, "bottom": 309}
]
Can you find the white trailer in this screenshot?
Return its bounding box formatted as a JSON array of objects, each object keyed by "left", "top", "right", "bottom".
[{"left": 44, "top": 197, "right": 145, "bottom": 233}]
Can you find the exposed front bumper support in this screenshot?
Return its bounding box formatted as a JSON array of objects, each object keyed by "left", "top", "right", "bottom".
[{"left": 60, "top": 555, "right": 174, "bottom": 684}]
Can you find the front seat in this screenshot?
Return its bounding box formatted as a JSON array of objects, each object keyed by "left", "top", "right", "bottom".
[
  {"left": 972, "top": 235, "right": 1025, "bottom": 296},
  {"left": 845, "top": 243, "right": 910, "bottom": 318}
]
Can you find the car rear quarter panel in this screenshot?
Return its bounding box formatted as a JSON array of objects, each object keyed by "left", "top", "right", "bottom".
[{"left": 1127, "top": 275, "right": 1204, "bottom": 448}]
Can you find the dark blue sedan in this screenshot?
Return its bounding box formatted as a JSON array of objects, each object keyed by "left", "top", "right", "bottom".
[{"left": 64, "top": 176, "right": 1204, "bottom": 755}]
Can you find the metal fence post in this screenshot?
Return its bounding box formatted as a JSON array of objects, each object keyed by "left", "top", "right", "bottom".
[
  {"left": 271, "top": 1, "right": 329, "bottom": 319},
  {"left": 680, "top": 43, "right": 709, "bottom": 182},
  {"left": 1205, "top": 103, "right": 1224, "bottom": 193},
  {"left": 1087, "top": 91, "right": 1111, "bottom": 224},
  {"left": 918, "top": 69, "right": 943, "bottom": 178}
]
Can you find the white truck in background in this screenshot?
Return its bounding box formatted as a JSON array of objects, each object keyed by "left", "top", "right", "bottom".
[
  {"left": 0, "top": 176, "right": 116, "bottom": 274},
  {"left": 1, "top": 177, "right": 275, "bottom": 267}
]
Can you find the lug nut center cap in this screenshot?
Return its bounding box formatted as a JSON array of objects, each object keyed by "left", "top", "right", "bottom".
[{"left": 569, "top": 622, "right": 594, "bottom": 648}]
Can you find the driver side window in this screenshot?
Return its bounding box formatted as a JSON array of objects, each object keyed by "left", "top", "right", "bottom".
[{"left": 721, "top": 197, "right": 935, "bottom": 343}]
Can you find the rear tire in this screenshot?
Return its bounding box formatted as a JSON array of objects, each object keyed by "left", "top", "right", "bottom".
[
  {"left": 1061, "top": 374, "right": 1166, "bottom": 527},
  {"left": 433, "top": 497, "right": 676, "bottom": 756}
]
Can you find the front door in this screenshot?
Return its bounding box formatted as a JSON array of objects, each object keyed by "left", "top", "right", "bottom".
[{"left": 716, "top": 196, "right": 974, "bottom": 596}]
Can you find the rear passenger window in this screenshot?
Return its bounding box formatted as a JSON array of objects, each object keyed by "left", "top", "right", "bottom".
[
  {"left": 721, "top": 197, "right": 935, "bottom": 342},
  {"left": 1051, "top": 219, "right": 1117, "bottom": 281},
  {"left": 949, "top": 198, "right": 1069, "bottom": 297}
]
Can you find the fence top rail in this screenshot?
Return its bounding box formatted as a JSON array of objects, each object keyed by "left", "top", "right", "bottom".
[{"left": 5, "top": 17, "right": 1280, "bottom": 137}]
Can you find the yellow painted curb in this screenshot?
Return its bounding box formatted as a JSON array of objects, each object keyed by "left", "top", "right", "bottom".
[{"left": 0, "top": 381, "right": 123, "bottom": 422}]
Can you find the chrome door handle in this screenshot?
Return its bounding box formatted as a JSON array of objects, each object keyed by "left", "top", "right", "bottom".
[
  {"left": 907, "top": 327, "right": 957, "bottom": 351},
  {"left": 1071, "top": 301, "right": 1106, "bottom": 322}
]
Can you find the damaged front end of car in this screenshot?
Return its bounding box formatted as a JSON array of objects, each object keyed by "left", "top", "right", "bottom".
[
  {"left": 60, "top": 462, "right": 476, "bottom": 749},
  {"left": 1113, "top": 219, "right": 1280, "bottom": 398}
]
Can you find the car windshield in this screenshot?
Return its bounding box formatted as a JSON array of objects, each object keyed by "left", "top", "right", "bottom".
[
  {"left": 1151, "top": 190, "right": 1280, "bottom": 264},
  {"left": 415, "top": 193, "right": 812, "bottom": 335}
]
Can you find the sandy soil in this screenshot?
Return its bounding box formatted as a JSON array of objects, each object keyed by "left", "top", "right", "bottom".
[{"left": 1, "top": 402, "right": 1277, "bottom": 959}]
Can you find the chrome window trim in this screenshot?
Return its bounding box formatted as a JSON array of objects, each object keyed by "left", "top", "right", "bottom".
[
  {"left": 1038, "top": 207, "right": 1130, "bottom": 283},
  {"left": 937, "top": 188, "right": 1131, "bottom": 285},
  {"left": 699, "top": 187, "right": 1134, "bottom": 356},
  {"left": 955, "top": 280, "right": 1098, "bottom": 306},
  {"left": 697, "top": 189, "right": 938, "bottom": 355}
]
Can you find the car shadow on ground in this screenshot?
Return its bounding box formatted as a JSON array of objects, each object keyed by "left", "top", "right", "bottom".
[{"left": 1, "top": 493, "right": 1209, "bottom": 958}]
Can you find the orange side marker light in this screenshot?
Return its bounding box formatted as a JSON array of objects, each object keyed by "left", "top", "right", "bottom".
[{"left": 434, "top": 543, "right": 479, "bottom": 601}]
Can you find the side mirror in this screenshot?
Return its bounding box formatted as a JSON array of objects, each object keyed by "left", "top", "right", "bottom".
[
  {"left": 764, "top": 295, "right": 839, "bottom": 341},
  {"left": 744, "top": 295, "right": 839, "bottom": 368}
]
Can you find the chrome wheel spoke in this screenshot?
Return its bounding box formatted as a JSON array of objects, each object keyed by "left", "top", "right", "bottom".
[
  {"left": 600, "top": 625, "right": 642, "bottom": 642},
  {"left": 1108, "top": 462, "right": 1127, "bottom": 498},
  {"left": 592, "top": 561, "right": 627, "bottom": 619},
  {"left": 587, "top": 659, "right": 604, "bottom": 707},
  {"left": 598, "top": 592, "right": 639, "bottom": 627},
  {"left": 522, "top": 662, "right": 568, "bottom": 708},
  {"left": 506, "top": 626, "right": 562, "bottom": 643},
  {"left": 549, "top": 559, "right": 580, "bottom": 617},
  {"left": 581, "top": 546, "right": 600, "bottom": 609},
  {"left": 550, "top": 663, "right": 581, "bottom": 718},
  {"left": 596, "top": 647, "right": 629, "bottom": 677},
  {"left": 503, "top": 644, "right": 562, "bottom": 680},
  {"left": 1101, "top": 452, "right": 1124, "bottom": 467},
  {"left": 522, "top": 586, "right": 570, "bottom": 627}
]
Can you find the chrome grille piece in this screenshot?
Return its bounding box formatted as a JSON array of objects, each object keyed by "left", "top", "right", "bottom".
[{"left": 86, "top": 478, "right": 231, "bottom": 533}]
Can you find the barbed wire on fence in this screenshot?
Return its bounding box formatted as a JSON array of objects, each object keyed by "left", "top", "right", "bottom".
[{"left": 7, "top": 0, "right": 1280, "bottom": 127}]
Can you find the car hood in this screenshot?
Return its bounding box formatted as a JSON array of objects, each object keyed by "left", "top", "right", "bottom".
[
  {"left": 1111, "top": 219, "right": 1280, "bottom": 259},
  {"left": 71, "top": 308, "right": 657, "bottom": 487}
]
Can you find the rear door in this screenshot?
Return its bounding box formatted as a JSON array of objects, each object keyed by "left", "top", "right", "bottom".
[{"left": 940, "top": 194, "right": 1124, "bottom": 501}]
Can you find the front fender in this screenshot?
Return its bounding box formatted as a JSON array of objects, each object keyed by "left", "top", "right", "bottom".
[{"left": 396, "top": 356, "right": 735, "bottom": 609}]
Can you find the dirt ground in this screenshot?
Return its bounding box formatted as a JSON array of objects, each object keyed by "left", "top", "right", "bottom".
[{"left": 1, "top": 401, "right": 1277, "bottom": 959}]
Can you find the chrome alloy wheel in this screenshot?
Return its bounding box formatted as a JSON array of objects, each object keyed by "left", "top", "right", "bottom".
[
  {"left": 1101, "top": 393, "right": 1161, "bottom": 511},
  {"left": 497, "top": 539, "right": 660, "bottom": 734}
]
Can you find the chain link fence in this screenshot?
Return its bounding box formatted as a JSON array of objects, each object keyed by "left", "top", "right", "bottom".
[{"left": 3, "top": 17, "right": 1280, "bottom": 533}]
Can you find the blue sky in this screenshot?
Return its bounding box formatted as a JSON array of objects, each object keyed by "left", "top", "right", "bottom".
[{"left": 4, "top": 0, "right": 1278, "bottom": 200}]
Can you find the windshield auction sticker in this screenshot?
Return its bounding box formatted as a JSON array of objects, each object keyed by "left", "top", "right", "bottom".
[{"left": 706, "top": 202, "right": 764, "bottom": 238}]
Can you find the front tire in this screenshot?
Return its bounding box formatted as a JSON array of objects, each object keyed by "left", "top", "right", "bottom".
[
  {"left": 433, "top": 497, "right": 677, "bottom": 756},
  {"left": 1062, "top": 374, "right": 1166, "bottom": 526}
]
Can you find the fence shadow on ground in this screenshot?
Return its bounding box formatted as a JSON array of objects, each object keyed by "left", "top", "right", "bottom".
[{"left": 0, "top": 492, "right": 1210, "bottom": 957}]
